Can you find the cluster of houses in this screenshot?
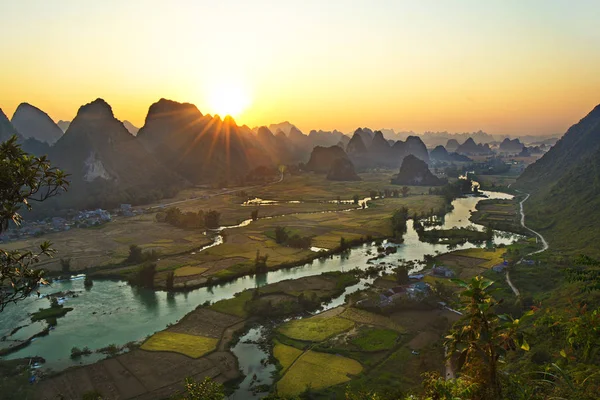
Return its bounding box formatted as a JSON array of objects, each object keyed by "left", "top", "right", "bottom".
[{"left": 0, "top": 208, "right": 112, "bottom": 242}]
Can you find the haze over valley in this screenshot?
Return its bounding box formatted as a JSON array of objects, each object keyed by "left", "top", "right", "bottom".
[{"left": 1, "top": 2, "right": 600, "bottom": 400}]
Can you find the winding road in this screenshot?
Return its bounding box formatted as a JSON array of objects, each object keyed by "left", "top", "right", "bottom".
[{"left": 505, "top": 191, "right": 549, "bottom": 297}]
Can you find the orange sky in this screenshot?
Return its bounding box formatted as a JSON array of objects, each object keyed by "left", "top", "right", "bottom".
[{"left": 1, "top": 0, "right": 599, "bottom": 136}]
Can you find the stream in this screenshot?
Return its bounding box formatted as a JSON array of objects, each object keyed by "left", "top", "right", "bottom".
[{"left": 0, "top": 190, "right": 517, "bottom": 390}]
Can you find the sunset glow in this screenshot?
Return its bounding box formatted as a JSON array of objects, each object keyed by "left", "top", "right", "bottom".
[
  {"left": 1, "top": 1, "right": 599, "bottom": 135},
  {"left": 206, "top": 80, "right": 251, "bottom": 119}
]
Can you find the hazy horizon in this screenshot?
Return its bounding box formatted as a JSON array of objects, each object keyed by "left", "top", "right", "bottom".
[{"left": 2, "top": 0, "right": 599, "bottom": 136}]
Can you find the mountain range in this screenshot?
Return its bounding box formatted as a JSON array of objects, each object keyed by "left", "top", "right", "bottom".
[{"left": 515, "top": 103, "right": 600, "bottom": 256}]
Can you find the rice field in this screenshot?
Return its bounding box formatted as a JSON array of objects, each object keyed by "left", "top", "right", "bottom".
[
  {"left": 140, "top": 331, "right": 218, "bottom": 358},
  {"left": 452, "top": 247, "right": 506, "bottom": 268},
  {"left": 278, "top": 316, "right": 354, "bottom": 342},
  {"left": 273, "top": 341, "right": 304, "bottom": 374},
  {"left": 276, "top": 350, "right": 363, "bottom": 396}
]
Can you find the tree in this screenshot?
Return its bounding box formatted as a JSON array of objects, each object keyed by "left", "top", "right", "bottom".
[
  {"left": 204, "top": 210, "right": 221, "bottom": 229},
  {"left": 166, "top": 271, "right": 175, "bottom": 290},
  {"left": 0, "top": 136, "right": 69, "bottom": 312},
  {"left": 353, "top": 194, "right": 360, "bottom": 205},
  {"left": 401, "top": 186, "right": 410, "bottom": 197},
  {"left": 446, "top": 276, "right": 532, "bottom": 400},
  {"left": 395, "top": 264, "right": 409, "bottom": 285},
  {"left": 251, "top": 209, "right": 259, "bottom": 221},
  {"left": 127, "top": 244, "right": 143, "bottom": 264},
  {"left": 274, "top": 226, "right": 288, "bottom": 244},
  {"left": 179, "top": 377, "right": 225, "bottom": 400},
  {"left": 60, "top": 258, "right": 71, "bottom": 274}
]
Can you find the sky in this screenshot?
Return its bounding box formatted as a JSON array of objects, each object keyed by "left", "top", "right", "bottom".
[{"left": 1, "top": 0, "right": 599, "bottom": 136}]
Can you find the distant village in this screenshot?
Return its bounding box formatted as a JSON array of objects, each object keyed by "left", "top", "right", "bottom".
[{"left": 0, "top": 204, "right": 143, "bottom": 242}]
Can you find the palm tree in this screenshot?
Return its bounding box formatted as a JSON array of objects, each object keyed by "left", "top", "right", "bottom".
[{"left": 446, "top": 276, "right": 531, "bottom": 399}]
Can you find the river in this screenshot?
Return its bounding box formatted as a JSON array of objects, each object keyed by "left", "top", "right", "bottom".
[{"left": 0, "top": 189, "right": 517, "bottom": 379}]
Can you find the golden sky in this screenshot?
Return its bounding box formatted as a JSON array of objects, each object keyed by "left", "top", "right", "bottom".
[{"left": 1, "top": 0, "right": 599, "bottom": 135}]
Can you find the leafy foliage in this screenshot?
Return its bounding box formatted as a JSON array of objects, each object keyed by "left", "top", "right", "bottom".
[{"left": 0, "top": 136, "right": 68, "bottom": 311}]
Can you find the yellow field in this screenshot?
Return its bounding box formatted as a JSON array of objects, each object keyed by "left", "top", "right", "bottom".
[
  {"left": 453, "top": 248, "right": 506, "bottom": 268},
  {"left": 341, "top": 308, "right": 405, "bottom": 332},
  {"left": 278, "top": 316, "right": 354, "bottom": 342},
  {"left": 276, "top": 350, "right": 363, "bottom": 396},
  {"left": 174, "top": 266, "right": 209, "bottom": 277},
  {"left": 140, "top": 331, "right": 218, "bottom": 358},
  {"left": 273, "top": 341, "right": 303, "bottom": 374}
]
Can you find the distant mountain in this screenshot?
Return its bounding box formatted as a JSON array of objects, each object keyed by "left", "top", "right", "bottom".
[
  {"left": 346, "top": 132, "right": 368, "bottom": 156},
  {"left": 268, "top": 121, "right": 298, "bottom": 136},
  {"left": 515, "top": 104, "right": 600, "bottom": 256},
  {"left": 46, "top": 98, "right": 184, "bottom": 211},
  {"left": 327, "top": 158, "right": 360, "bottom": 181},
  {"left": 353, "top": 128, "right": 374, "bottom": 147},
  {"left": 0, "top": 108, "right": 21, "bottom": 142},
  {"left": 446, "top": 139, "right": 460, "bottom": 152},
  {"left": 391, "top": 155, "right": 446, "bottom": 186},
  {"left": 305, "top": 145, "right": 349, "bottom": 173},
  {"left": 137, "top": 98, "right": 269, "bottom": 184},
  {"left": 429, "top": 145, "right": 471, "bottom": 163},
  {"left": 369, "top": 131, "right": 394, "bottom": 162},
  {"left": 57, "top": 120, "right": 71, "bottom": 132},
  {"left": 405, "top": 136, "right": 430, "bottom": 163},
  {"left": 498, "top": 138, "right": 524, "bottom": 154},
  {"left": 416, "top": 130, "right": 495, "bottom": 147},
  {"left": 10, "top": 103, "right": 63, "bottom": 144},
  {"left": 122, "top": 120, "right": 139, "bottom": 136},
  {"left": 456, "top": 138, "right": 493, "bottom": 155}
]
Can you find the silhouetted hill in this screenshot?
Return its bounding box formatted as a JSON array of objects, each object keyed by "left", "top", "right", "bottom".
[
  {"left": 327, "top": 158, "right": 360, "bottom": 181},
  {"left": 346, "top": 132, "right": 368, "bottom": 156},
  {"left": 391, "top": 155, "right": 446, "bottom": 186},
  {"left": 138, "top": 99, "right": 268, "bottom": 183},
  {"left": 405, "top": 136, "right": 430, "bottom": 162},
  {"left": 57, "top": 120, "right": 70, "bottom": 132},
  {"left": 305, "top": 145, "right": 349, "bottom": 173},
  {"left": 515, "top": 104, "right": 600, "bottom": 256},
  {"left": 499, "top": 138, "right": 524, "bottom": 153},
  {"left": 446, "top": 139, "right": 460, "bottom": 152},
  {"left": 354, "top": 128, "right": 374, "bottom": 147},
  {"left": 46, "top": 98, "right": 184, "bottom": 211},
  {"left": 456, "top": 138, "right": 493, "bottom": 155},
  {"left": 0, "top": 108, "right": 21, "bottom": 142},
  {"left": 369, "top": 131, "right": 394, "bottom": 161},
  {"left": 429, "top": 145, "right": 471, "bottom": 163},
  {"left": 122, "top": 120, "right": 139, "bottom": 135},
  {"left": 11, "top": 103, "right": 63, "bottom": 144}
]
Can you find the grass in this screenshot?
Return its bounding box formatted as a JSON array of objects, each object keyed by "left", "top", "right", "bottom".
[
  {"left": 278, "top": 316, "right": 354, "bottom": 342},
  {"left": 452, "top": 247, "right": 507, "bottom": 268},
  {"left": 273, "top": 340, "right": 304, "bottom": 374},
  {"left": 209, "top": 290, "right": 253, "bottom": 317},
  {"left": 174, "top": 265, "right": 208, "bottom": 277},
  {"left": 350, "top": 328, "right": 399, "bottom": 352},
  {"left": 30, "top": 305, "right": 73, "bottom": 322},
  {"left": 276, "top": 350, "right": 363, "bottom": 396},
  {"left": 140, "top": 331, "right": 217, "bottom": 358}
]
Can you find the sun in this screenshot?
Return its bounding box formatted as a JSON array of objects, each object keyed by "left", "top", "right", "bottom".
[{"left": 207, "top": 81, "right": 251, "bottom": 119}]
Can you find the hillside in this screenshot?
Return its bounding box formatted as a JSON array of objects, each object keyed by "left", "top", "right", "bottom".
[
  {"left": 516, "top": 104, "right": 600, "bottom": 256},
  {"left": 305, "top": 145, "right": 349, "bottom": 173},
  {"left": 391, "top": 155, "right": 446, "bottom": 186},
  {"left": 45, "top": 98, "right": 184, "bottom": 211},
  {"left": 0, "top": 108, "right": 21, "bottom": 142},
  {"left": 11, "top": 103, "right": 63, "bottom": 144}
]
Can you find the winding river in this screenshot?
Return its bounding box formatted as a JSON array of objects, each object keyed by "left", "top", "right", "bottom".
[{"left": 0, "top": 189, "right": 517, "bottom": 382}]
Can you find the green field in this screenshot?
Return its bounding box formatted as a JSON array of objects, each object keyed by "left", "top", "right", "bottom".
[
  {"left": 350, "top": 328, "right": 399, "bottom": 352},
  {"left": 140, "top": 331, "right": 217, "bottom": 358},
  {"left": 278, "top": 316, "right": 354, "bottom": 342}
]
